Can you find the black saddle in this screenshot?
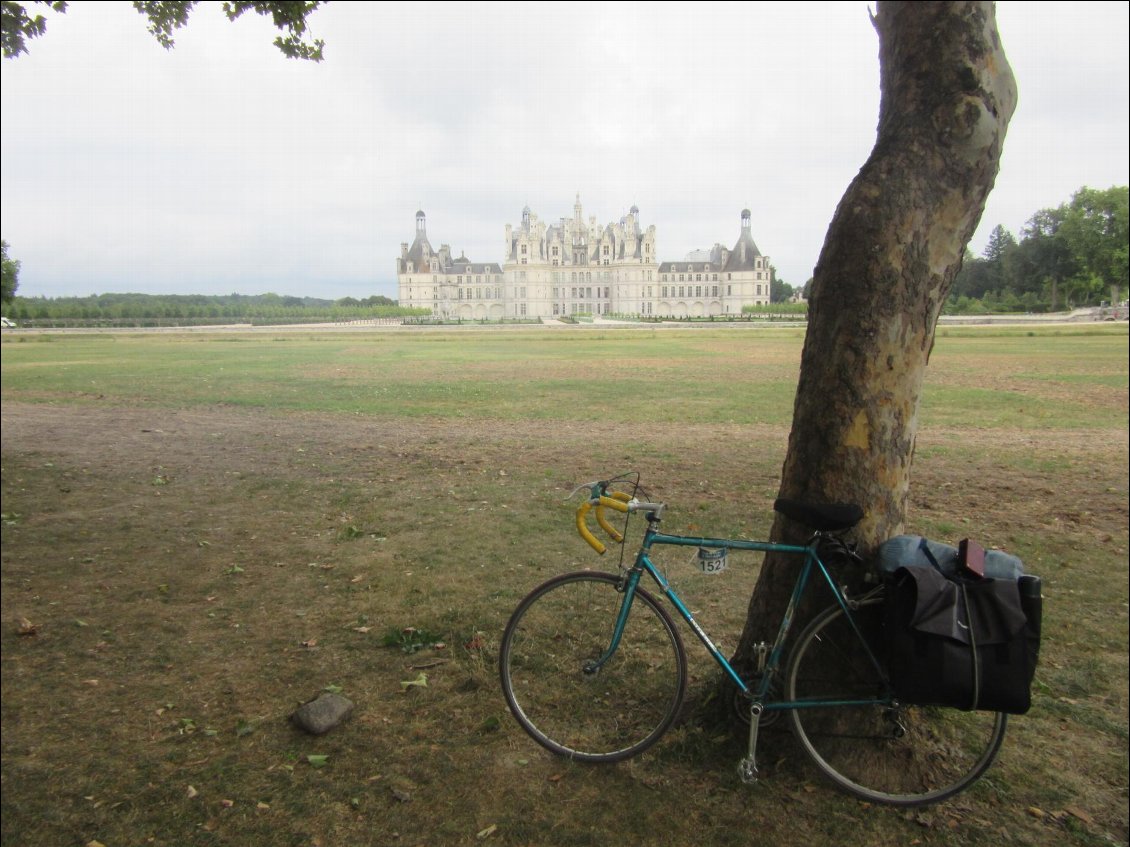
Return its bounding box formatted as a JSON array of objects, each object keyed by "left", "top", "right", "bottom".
[{"left": 773, "top": 498, "right": 863, "bottom": 532}]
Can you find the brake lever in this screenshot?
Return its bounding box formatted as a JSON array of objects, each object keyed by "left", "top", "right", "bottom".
[{"left": 565, "top": 480, "right": 606, "bottom": 502}]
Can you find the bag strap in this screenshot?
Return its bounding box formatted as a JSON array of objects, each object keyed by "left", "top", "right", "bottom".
[
  {"left": 961, "top": 582, "right": 982, "bottom": 710},
  {"left": 917, "top": 537, "right": 946, "bottom": 575},
  {"left": 920, "top": 538, "right": 982, "bottom": 709}
]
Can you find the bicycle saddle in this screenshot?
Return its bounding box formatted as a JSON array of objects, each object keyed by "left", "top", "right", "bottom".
[{"left": 773, "top": 498, "right": 863, "bottom": 531}]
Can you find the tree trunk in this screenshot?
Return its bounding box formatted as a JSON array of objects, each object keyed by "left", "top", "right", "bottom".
[{"left": 732, "top": 1, "right": 1016, "bottom": 676}]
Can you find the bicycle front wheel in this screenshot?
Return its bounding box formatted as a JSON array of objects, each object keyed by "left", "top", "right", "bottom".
[
  {"left": 499, "top": 571, "right": 687, "bottom": 762},
  {"left": 786, "top": 599, "right": 1007, "bottom": 806}
]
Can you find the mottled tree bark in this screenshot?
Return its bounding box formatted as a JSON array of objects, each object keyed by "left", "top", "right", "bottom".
[{"left": 732, "top": 1, "right": 1016, "bottom": 674}]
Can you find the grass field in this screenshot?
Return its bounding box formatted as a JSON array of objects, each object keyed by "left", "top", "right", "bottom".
[{"left": 2, "top": 324, "right": 1127, "bottom": 847}]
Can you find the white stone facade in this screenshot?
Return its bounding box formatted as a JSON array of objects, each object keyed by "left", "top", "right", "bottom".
[{"left": 396, "top": 197, "right": 770, "bottom": 319}]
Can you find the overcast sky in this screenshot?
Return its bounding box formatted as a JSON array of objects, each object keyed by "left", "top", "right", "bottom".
[{"left": 1, "top": 1, "right": 1127, "bottom": 301}]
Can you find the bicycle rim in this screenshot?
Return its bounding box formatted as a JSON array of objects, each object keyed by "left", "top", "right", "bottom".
[
  {"left": 786, "top": 599, "right": 1007, "bottom": 806},
  {"left": 499, "top": 571, "right": 687, "bottom": 762}
]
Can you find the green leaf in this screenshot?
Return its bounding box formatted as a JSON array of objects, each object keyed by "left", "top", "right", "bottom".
[
  {"left": 235, "top": 718, "right": 257, "bottom": 737},
  {"left": 306, "top": 754, "right": 329, "bottom": 768}
]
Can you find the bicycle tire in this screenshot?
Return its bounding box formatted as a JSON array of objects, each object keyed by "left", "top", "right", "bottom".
[
  {"left": 499, "top": 571, "right": 687, "bottom": 762},
  {"left": 786, "top": 597, "right": 1007, "bottom": 806}
]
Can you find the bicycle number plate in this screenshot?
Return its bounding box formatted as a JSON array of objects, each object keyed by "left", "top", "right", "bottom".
[{"left": 697, "top": 547, "right": 727, "bottom": 574}]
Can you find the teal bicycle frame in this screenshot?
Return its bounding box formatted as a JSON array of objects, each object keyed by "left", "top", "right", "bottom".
[{"left": 597, "top": 513, "right": 890, "bottom": 714}]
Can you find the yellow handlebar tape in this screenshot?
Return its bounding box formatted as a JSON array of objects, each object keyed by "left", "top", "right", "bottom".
[
  {"left": 595, "top": 493, "right": 629, "bottom": 542},
  {"left": 576, "top": 493, "right": 631, "bottom": 555},
  {"left": 576, "top": 501, "right": 605, "bottom": 554}
]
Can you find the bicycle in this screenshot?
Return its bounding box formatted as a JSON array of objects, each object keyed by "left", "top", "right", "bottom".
[{"left": 498, "top": 473, "right": 1007, "bottom": 806}]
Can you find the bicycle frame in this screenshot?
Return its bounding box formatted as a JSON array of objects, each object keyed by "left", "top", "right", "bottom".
[
  {"left": 597, "top": 515, "right": 890, "bottom": 713},
  {"left": 504, "top": 483, "right": 1010, "bottom": 802}
]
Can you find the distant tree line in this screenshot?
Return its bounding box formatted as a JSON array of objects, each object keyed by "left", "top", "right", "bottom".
[
  {"left": 948, "top": 185, "right": 1128, "bottom": 314},
  {"left": 5, "top": 292, "right": 428, "bottom": 327},
  {"left": 3, "top": 186, "right": 1124, "bottom": 324}
]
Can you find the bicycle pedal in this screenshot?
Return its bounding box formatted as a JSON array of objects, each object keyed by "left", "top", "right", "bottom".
[{"left": 738, "top": 757, "right": 759, "bottom": 785}]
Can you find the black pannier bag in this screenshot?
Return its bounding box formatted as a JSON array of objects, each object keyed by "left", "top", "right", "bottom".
[{"left": 882, "top": 545, "right": 1042, "bottom": 714}]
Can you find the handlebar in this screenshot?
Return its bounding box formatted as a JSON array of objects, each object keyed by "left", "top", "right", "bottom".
[{"left": 570, "top": 480, "right": 666, "bottom": 555}]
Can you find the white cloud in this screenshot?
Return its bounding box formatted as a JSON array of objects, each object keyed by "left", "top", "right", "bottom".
[{"left": 2, "top": 1, "right": 1126, "bottom": 299}]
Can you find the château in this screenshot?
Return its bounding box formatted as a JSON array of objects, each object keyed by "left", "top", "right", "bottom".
[{"left": 397, "top": 195, "right": 772, "bottom": 319}]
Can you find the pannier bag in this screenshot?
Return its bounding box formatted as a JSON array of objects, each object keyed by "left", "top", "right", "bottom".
[{"left": 880, "top": 538, "right": 1042, "bottom": 714}]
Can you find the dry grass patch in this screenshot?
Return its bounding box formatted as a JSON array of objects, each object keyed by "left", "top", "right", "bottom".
[
  {"left": 2, "top": 399, "right": 1126, "bottom": 847},
  {"left": 2, "top": 325, "right": 1126, "bottom": 846}
]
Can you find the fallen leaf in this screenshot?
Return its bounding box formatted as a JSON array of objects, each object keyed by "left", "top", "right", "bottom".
[
  {"left": 307, "top": 754, "right": 329, "bottom": 768},
  {"left": 477, "top": 823, "right": 498, "bottom": 839},
  {"left": 256, "top": 802, "right": 270, "bottom": 811},
  {"left": 400, "top": 672, "right": 428, "bottom": 691},
  {"left": 186, "top": 785, "right": 198, "bottom": 799},
  {"left": 220, "top": 799, "right": 235, "bottom": 808},
  {"left": 465, "top": 633, "right": 486, "bottom": 650},
  {"left": 1064, "top": 806, "right": 1094, "bottom": 825},
  {"left": 300, "top": 639, "right": 318, "bottom": 648},
  {"left": 17, "top": 617, "right": 38, "bottom": 636},
  {"left": 352, "top": 626, "right": 371, "bottom": 633}
]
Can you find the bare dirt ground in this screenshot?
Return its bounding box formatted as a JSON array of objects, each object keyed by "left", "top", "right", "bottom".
[{"left": 2, "top": 400, "right": 1124, "bottom": 557}]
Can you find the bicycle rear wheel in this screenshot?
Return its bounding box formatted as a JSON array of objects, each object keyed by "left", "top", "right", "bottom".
[
  {"left": 499, "top": 571, "right": 687, "bottom": 762},
  {"left": 786, "top": 598, "right": 1007, "bottom": 806}
]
